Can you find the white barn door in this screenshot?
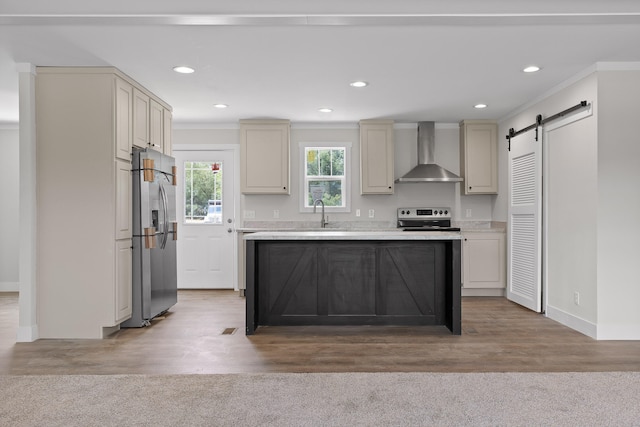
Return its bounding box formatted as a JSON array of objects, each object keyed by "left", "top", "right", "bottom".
[{"left": 508, "top": 133, "right": 542, "bottom": 312}]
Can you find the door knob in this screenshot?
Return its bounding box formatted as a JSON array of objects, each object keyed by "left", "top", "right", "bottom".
[
  {"left": 227, "top": 228, "right": 233, "bottom": 233},
  {"left": 227, "top": 218, "right": 233, "bottom": 223}
]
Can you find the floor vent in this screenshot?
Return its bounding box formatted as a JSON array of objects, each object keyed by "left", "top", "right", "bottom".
[{"left": 222, "top": 328, "right": 237, "bottom": 335}]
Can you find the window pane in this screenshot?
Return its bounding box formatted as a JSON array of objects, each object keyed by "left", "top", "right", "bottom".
[
  {"left": 331, "top": 149, "right": 344, "bottom": 176},
  {"left": 318, "top": 149, "right": 331, "bottom": 176},
  {"left": 183, "top": 161, "right": 223, "bottom": 224},
  {"left": 307, "top": 180, "right": 343, "bottom": 207},
  {"left": 306, "top": 149, "right": 319, "bottom": 175}
]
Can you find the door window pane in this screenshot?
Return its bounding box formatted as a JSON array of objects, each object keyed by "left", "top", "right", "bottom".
[{"left": 183, "top": 161, "right": 223, "bottom": 224}]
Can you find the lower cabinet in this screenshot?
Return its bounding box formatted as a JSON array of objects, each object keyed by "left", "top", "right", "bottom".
[
  {"left": 114, "top": 239, "right": 133, "bottom": 324},
  {"left": 462, "top": 231, "right": 506, "bottom": 289}
]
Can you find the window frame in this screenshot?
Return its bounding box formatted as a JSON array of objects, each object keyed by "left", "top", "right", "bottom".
[{"left": 299, "top": 141, "right": 351, "bottom": 213}]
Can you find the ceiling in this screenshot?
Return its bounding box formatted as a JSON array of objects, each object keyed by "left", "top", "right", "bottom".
[{"left": 2, "top": 0, "right": 640, "bottom": 126}]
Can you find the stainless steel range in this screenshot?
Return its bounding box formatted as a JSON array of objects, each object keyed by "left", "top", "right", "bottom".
[{"left": 397, "top": 207, "right": 461, "bottom": 231}]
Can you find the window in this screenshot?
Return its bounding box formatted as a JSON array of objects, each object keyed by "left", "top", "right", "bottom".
[
  {"left": 183, "top": 161, "right": 223, "bottom": 224},
  {"left": 300, "top": 142, "right": 351, "bottom": 212}
]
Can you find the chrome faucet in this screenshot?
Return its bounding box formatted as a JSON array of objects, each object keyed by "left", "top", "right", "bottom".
[{"left": 313, "top": 199, "right": 328, "bottom": 228}]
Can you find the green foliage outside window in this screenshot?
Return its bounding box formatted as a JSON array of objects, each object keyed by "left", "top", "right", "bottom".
[
  {"left": 184, "top": 161, "right": 223, "bottom": 221},
  {"left": 305, "top": 148, "right": 345, "bottom": 208}
]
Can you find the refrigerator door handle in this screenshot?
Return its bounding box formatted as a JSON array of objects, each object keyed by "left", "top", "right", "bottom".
[{"left": 159, "top": 182, "right": 169, "bottom": 249}]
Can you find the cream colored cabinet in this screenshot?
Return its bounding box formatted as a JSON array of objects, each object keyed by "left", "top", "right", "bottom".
[
  {"left": 115, "top": 239, "right": 133, "bottom": 323},
  {"left": 149, "top": 99, "right": 164, "bottom": 152},
  {"left": 115, "top": 78, "right": 133, "bottom": 161},
  {"left": 459, "top": 120, "right": 498, "bottom": 194},
  {"left": 115, "top": 159, "right": 132, "bottom": 240},
  {"left": 133, "top": 88, "right": 150, "bottom": 149},
  {"left": 360, "top": 120, "right": 394, "bottom": 194},
  {"left": 240, "top": 119, "right": 290, "bottom": 194},
  {"left": 163, "top": 108, "right": 173, "bottom": 155},
  {"left": 462, "top": 231, "right": 506, "bottom": 288},
  {"left": 35, "top": 67, "right": 171, "bottom": 338}
]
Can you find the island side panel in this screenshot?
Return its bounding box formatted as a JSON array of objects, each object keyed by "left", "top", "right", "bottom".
[
  {"left": 445, "top": 239, "right": 462, "bottom": 335},
  {"left": 245, "top": 239, "right": 257, "bottom": 335}
]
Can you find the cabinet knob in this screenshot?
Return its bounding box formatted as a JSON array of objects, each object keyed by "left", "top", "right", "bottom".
[
  {"left": 283, "top": 186, "right": 286, "bottom": 190},
  {"left": 388, "top": 186, "right": 392, "bottom": 189},
  {"left": 469, "top": 186, "right": 472, "bottom": 189}
]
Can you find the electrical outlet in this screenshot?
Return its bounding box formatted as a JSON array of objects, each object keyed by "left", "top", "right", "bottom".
[
  {"left": 244, "top": 210, "right": 255, "bottom": 219},
  {"left": 273, "top": 210, "right": 279, "bottom": 219},
  {"left": 466, "top": 209, "right": 472, "bottom": 218},
  {"left": 574, "top": 291, "right": 580, "bottom": 306},
  {"left": 368, "top": 209, "right": 375, "bottom": 218},
  {"left": 356, "top": 209, "right": 361, "bottom": 217}
]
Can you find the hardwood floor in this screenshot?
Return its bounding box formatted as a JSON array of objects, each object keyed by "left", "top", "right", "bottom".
[{"left": 1, "top": 290, "right": 639, "bottom": 375}]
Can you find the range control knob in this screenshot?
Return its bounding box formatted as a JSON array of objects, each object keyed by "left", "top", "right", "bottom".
[
  {"left": 401, "top": 210, "right": 406, "bottom": 215},
  {"left": 439, "top": 210, "right": 444, "bottom": 215},
  {"left": 406, "top": 210, "right": 410, "bottom": 215},
  {"left": 445, "top": 210, "right": 449, "bottom": 215}
]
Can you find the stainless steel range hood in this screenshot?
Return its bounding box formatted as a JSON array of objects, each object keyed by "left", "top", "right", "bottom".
[{"left": 395, "top": 121, "right": 462, "bottom": 183}]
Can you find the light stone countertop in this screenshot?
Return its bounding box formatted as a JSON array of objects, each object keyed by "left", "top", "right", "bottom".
[{"left": 243, "top": 230, "right": 462, "bottom": 240}]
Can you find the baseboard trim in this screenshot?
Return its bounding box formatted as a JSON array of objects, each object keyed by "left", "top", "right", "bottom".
[
  {"left": 596, "top": 324, "right": 640, "bottom": 341},
  {"left": 0, "top": 282, "right": 19, "bottom": 292},
  {"left": 16, "top": 324, "right": 39, "bottom": 342},
  {"left": 546, "top": 304, "right": 597, "bottom": 339},
  {"left": 462, "top": 288, "right": 505, "bottom": 297}
]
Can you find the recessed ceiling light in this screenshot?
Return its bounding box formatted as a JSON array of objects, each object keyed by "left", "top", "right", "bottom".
[
  {"left": 319, "top": 108, "right": 333, "bottom": 113},
  {"left": 523, "top": 66, "right": 541, "bottom": 73},
  {"left": 350, "top": 81, "right": 368, "bottom": 88},
  {"left": 474, "top": 104, "right": 487, "bottom": 109},
  {"left": 173, "top": 66, "right": 195, "bottom": 74},
  {"left": 214, "top": 104, "right": 228, "bottom": 109}
]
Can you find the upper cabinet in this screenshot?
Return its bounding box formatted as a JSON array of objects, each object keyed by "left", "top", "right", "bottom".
[
  {"left": 360, "top": 119, "right": 394, "bottom": 194},
  {"left": 133, "top": 88, "right": 172, "bottom": 153},
  {"left": 240, "top": 119, "right": 290, "bottom": 194},
  {"left": 115, "top": 78, "right": 133, "bottom": 161},
  {"left": 163, "top": 108, "right": 173, "bottom": 155},
  {"left": 459, "top": 120, "right": 498, "bottom": 194},
  {"left": 132, "top": 88, "right": 150, "bottom": 149}
]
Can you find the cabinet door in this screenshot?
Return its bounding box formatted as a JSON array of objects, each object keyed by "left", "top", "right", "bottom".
[
  {"left": 240, "top": 120, "right": 290, "bottom": 194},
  {"left": 115, "top": 159, "right": 132, "bottom": 240},
  {"left": 115, "top": 78, "right": 133, "bottom": 160},
  {"left": 360, "top": 120, "right": 394, "bottom": 194},
  {"left": 163, "top": 108, "right": 173, "bottom": 155},
  {"left": 132, "top": 88, "right": 150, "bottom": 148},
  {"left": 149, "top": 99, "right": 164, "bottom": 152},
  {"left": 461, "top": 121, "right": 498, "bottom": 194},
  {"left": 463, "top": 232, "right": 505, "bottom": 288},
  {"left": 115, "top": 239, "right": 133, "bottom": 323}
]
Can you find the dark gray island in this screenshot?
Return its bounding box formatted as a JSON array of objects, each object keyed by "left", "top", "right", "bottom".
[{"left": 244, "top": 231, "right": 461, "bottom": 335}]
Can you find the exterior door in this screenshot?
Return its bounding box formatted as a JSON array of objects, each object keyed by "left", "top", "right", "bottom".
[
  {"left": 173, "top": 149, "right": 236, "bottom": 289},
  {"left": 507, "top": 132, "right": 542, "bottom": 312}
]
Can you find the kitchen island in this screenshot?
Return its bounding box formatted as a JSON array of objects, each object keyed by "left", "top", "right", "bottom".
[{"left": 244, "top": 231, "right": 462, "bottom": 335}]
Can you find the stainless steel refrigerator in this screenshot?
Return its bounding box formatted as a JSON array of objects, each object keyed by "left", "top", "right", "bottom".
[{"left": 122, "top": 147, "right": 178, "bottom": 327}]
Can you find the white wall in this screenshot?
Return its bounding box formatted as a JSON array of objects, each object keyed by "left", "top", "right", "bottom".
[
  {"left": 596, "top": 70, "right": 640, "bottom": 339},
  {"left": 172, "top": 123, "right": 496, "bottom": 225},
  {"left": 0, "top": 127, "right": 20, "bottom": 291}
]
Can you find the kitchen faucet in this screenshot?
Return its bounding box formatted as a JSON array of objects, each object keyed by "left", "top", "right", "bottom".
[{"left": 313, "top": 199, "right": 328, "bottom": 228}]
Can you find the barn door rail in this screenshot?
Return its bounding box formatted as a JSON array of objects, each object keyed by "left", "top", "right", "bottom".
[{"left": 506, "top": 100, "right": 590, "bottom": 151}]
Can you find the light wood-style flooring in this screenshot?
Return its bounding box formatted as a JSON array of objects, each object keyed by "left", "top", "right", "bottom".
[{"left": 2, "top": 290, "right": 640, "bottom": 375}]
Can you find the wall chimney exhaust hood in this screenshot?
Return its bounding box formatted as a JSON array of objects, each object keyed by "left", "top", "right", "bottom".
[{"left": 395, "top": 121, "right": 462, "bottom": 183}]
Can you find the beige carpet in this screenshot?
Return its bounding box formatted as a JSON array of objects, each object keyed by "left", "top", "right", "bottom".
[{"left": 1, "top": 372, "right": 639, "bottom": 426}]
